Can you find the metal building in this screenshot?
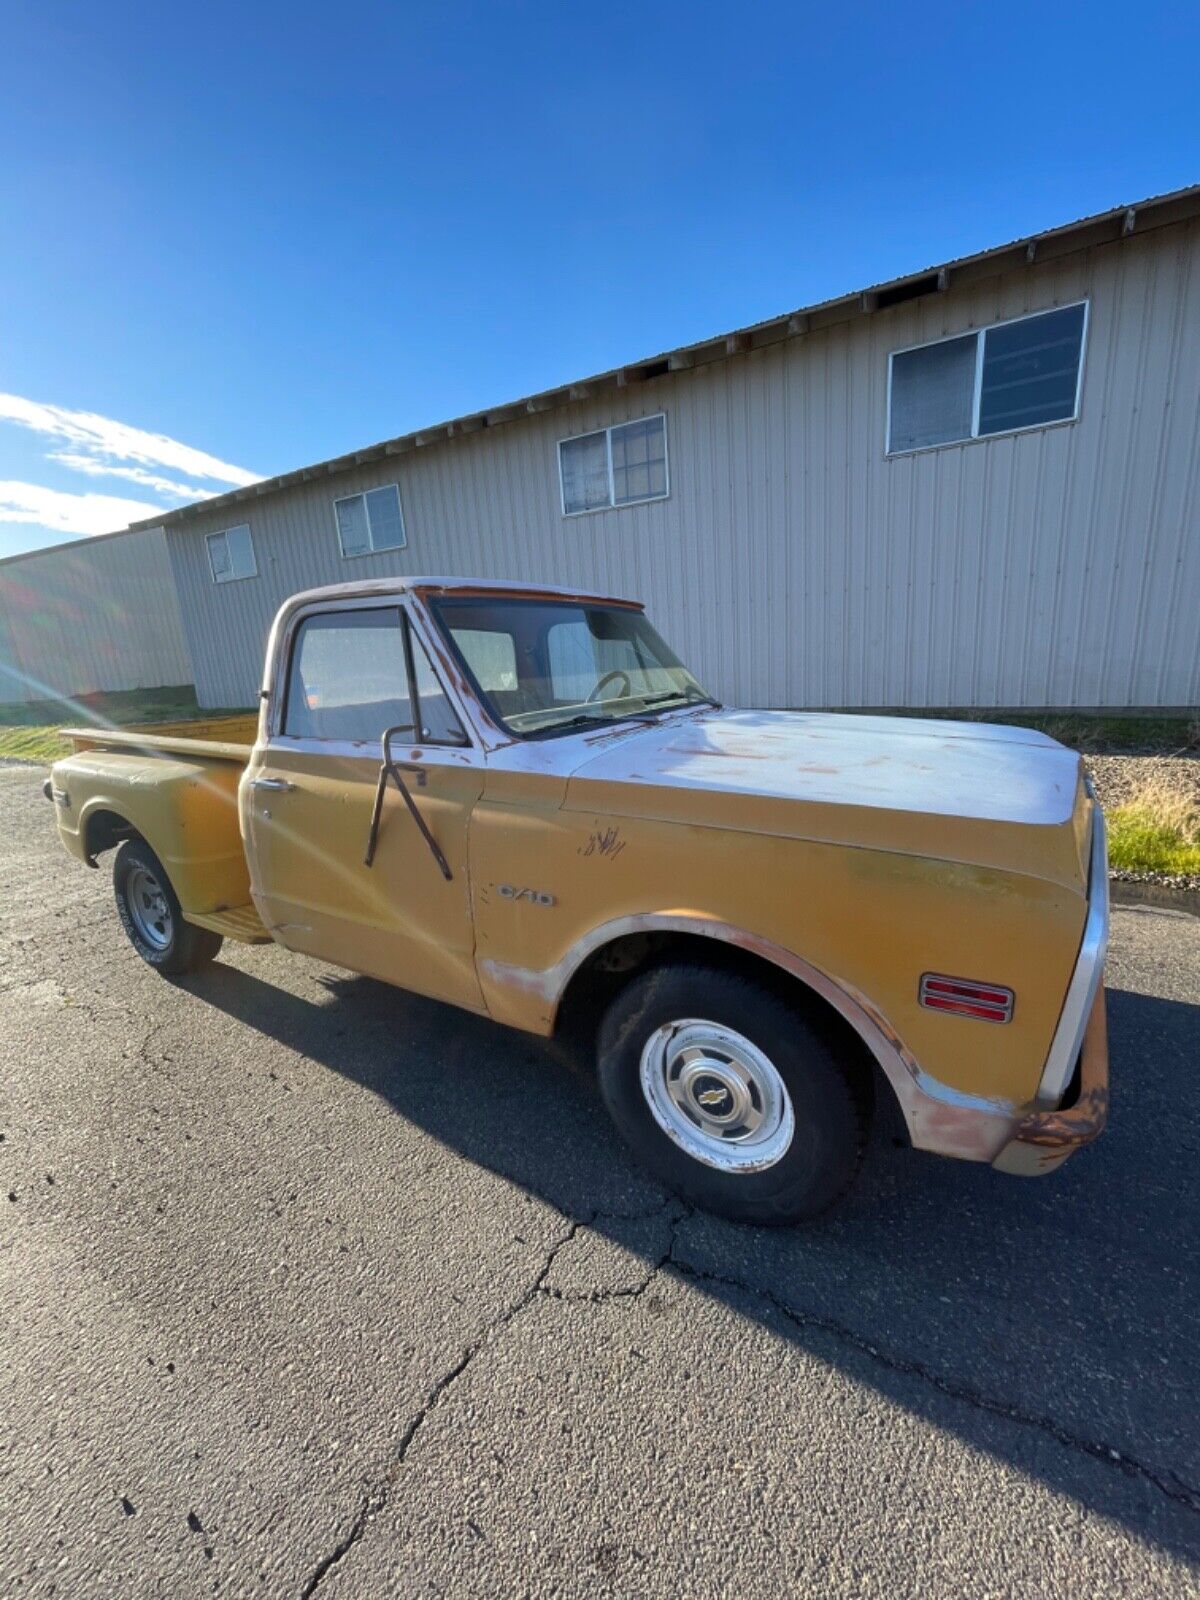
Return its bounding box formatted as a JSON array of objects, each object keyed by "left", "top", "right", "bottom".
[
  {"left": 0, "top": 527, "right": 191, "bottom": 706},
  {"left": 142, "top": 187, "right": 1200, "bottom": 712}
]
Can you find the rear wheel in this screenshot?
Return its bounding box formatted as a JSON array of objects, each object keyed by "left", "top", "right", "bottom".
[
  {"left": 113, "top": 838, "right": 223, "bottom": 975},
  {"left": 597, "top": 965, "right": 866, "bottom": 1224}
]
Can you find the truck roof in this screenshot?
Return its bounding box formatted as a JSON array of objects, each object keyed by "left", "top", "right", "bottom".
[{"left": 283, "top": 575, "right": 644, "bottom": 610}]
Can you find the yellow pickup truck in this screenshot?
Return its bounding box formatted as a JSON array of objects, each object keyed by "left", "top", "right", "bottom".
[{"left": 47, "top": 577, "right": 1109, "bottom": 1222}]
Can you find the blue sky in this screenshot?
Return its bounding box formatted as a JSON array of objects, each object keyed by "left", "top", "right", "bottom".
[{"left": 1, "top": 0, "right": 1197, "bottom": 558}]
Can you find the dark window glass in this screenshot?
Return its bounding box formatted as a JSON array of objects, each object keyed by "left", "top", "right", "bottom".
[
  {"left": 335, "top": 484, "right": 406, "bottom": 556},
  {"left": 207, "top": 524, "right": 256, "bottom": 582},
  {"left": 978, "top": 304, "right": 1086, "bottom": 436},
  {"left": 559, "top": 417, "right": 668, "bottom": 513}
]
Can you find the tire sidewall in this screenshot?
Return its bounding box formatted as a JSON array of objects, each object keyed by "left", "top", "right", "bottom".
[
  {"left": 114, "top": 840, "right": 183, "bottom": 971},
  {"left": 598, "top": 966, "right": 863, "bottom": 1223}
]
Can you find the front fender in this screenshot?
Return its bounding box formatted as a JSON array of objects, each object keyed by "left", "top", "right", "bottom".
[{"left": 476, "top": 909, "right": 1021, "bottom": 1164}]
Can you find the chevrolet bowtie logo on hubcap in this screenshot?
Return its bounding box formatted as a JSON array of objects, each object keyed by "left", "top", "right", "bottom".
[{"left": 693, "top": 1074, "right": 735, "bottom": 1117}]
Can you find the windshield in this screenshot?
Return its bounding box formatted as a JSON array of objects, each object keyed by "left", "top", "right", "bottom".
[{"left": 430, "top": 597, "right": 715, "bottom": 738}]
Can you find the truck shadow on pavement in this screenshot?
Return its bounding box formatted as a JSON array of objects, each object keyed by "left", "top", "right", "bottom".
[{"left": 192, "top": 961, "right": 1200, "bottom": 1562}]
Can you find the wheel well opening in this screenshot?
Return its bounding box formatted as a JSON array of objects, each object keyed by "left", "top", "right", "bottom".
[
  {"left": 554, "top": 930, "right": 896, "bottom": 1134},
  {"left": 84, "top": 809, "right": 138, "bottom": 865}
]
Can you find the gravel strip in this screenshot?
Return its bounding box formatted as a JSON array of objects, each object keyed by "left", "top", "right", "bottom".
[
  {"left": 1085, "top": 752, "right": 1200, "bottom": 810},
  {"left": 1084, "top": 752, "right": 1200, "bottom": 891}
]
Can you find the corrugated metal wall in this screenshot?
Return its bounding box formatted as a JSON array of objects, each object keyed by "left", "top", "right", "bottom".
[
  {"left": 0, "top": 528, "right": 192, "bottom": 705},
  {"left": 0, "top": 602, "right": 26, "bottom": 705},
  {"left": 168, "top": 221, "right": 1200, "bottom": 711}
]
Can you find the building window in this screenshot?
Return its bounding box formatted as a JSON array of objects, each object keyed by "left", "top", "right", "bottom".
[
  {"left": 559, "top": 414, "right": 669, "bottom": 515},
  {"left": 887, "top": 302, "right": 1088, "bottom": 455},
  {"left": 206, "top": 524, "right": 256, "bottom": 583},
  {"left": 334, "top": 484, "right": 406, "bottom": 557}
]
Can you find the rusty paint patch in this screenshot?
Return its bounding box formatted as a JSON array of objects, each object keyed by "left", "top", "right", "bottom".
[
  {"left": 1015, "top": 1085, "right": 1109, "bottom": 1149},
  {"left": 412, "top": 580, "right": 641, "bottom": 609},
  {"left": 579, "top": 826, "right": 627, "bottom": 860},
  {"left": 1011, "top": 988, "right": 1108, "bottom": 1152}
]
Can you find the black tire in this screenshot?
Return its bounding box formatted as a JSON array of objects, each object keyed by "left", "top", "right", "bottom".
[
  {"left": 113, "top": 838, "right": 223, "bottom": 976},
  {"left": 597, "top": 965, "right": 866, "bottom": 1224}
]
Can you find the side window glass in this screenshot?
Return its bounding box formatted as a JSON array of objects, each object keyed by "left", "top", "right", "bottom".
[
  {"left": 409, "top": 631, "right": 467, "bottom": 745},
  {"left": 284, "top": 610, "right": 412, "bottom": 742}
]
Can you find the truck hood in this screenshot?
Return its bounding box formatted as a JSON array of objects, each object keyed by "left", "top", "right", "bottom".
[{"left": 564, "top": 709, "right": 1090, "bottom": 890}]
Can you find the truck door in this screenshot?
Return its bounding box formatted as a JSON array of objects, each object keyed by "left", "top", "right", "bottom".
[{"left": 243, "top": 601, "right": 486, "bottom": 1012}]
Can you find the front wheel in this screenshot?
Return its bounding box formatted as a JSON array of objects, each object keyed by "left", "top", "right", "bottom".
[
  {"left": 597, "top": 965, "right": 866, "bottom": 1224},
  {"left": 113, "top": 838, "right": 223, "bottom": 975}
]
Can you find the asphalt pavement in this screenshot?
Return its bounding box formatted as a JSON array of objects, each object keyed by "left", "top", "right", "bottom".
[{"left": 1, "top": 762, "right": 1198, "bottom": 1598}]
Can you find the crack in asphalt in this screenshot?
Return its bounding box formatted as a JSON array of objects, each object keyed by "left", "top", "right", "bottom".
[
  {"left": 659, "top": 1248, "right": 1200, "bottom": 1516},
  {"left": 541, "top": 1190, "right": 1200, "bottom": 1517},
  {"left": 299, "top": 1189, "right": 1195, "bottom": 1598},
  {"left": 298, "top": 1217, "right": 583, "bottom": 1599},
  {"left": 537, "top": 1199, "right": 685, "bottom": 1306},
  {"left": 298, "top": 1198, "right": 686, "bottom": 1597}
]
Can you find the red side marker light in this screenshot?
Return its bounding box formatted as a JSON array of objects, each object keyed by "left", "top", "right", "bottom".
[{"left": 919, "top": 973, "right": 1014, "bottom": 1023}]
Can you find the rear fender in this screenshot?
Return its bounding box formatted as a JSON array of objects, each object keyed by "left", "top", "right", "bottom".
[{"left": 50, "top": 754, "right": 249, "bottom": 916}]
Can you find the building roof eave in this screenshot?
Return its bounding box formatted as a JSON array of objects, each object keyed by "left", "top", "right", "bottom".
[{"left": 129, "top": 182, "right": 1200, "bottom": 537}]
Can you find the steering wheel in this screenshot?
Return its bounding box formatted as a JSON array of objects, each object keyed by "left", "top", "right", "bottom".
[{"left": 586, "top": 668, "right": 632, "bottom": 704}]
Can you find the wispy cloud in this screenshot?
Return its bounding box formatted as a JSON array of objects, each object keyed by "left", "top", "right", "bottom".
[
  {"left": 0, "top": 482, "right": 169, "bottom": 538},
  {"left": 0, "top": 393, "right": 260, "bottom": 489},
  {"left": 46, "top": 451, "right": 217, "bottom": 503},
  {"left": 0, "top": 392, "right": 262, "bottom": 548}
]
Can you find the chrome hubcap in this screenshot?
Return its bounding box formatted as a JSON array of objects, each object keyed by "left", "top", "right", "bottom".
[
  {"left": 639, "top": 1018, "right": 795, "bottom": 1173},
  {"left": 126, "top": 864, "right": 172, "bottom": 951}
]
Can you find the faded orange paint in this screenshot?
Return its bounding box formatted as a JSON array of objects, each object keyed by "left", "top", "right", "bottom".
[{"left": 49, "top": 577, "right": 1108, "bottom": 1177}]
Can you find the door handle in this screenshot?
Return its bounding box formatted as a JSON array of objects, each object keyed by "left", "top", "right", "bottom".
[{"left": 251, "top": 776, "right": 296, "bottom": 792}]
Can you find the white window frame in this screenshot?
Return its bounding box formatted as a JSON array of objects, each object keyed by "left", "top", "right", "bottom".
[
  {"left": 205, "top": 524, "right": 257, "bottom": 584},
  {"left": 557, "top": 412, "right": 670, "bottom": 517},
  {"left": 885, "top": 300, "right": 1090, "bottom": 458},
  {"left": 333, "top": 483, "right": 407, "bottom": 559}
]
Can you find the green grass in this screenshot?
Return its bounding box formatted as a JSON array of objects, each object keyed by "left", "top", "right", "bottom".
[
  {"left": 1106, "top": 776, "right": 1200, "bottom": 878},
  {"left": 0, "top": 686, "right": 252, "bottom": 764}
]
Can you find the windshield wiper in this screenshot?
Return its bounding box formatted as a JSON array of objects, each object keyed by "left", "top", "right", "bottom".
[
  {"left": 523, "top": 691, "right": 719, "bottom": 739},
  {"left": 636, "top": 689, "right": 722, "bottom": 713},
  {"left": 524, "top": 711, "right": 623, "bottom": 739}
]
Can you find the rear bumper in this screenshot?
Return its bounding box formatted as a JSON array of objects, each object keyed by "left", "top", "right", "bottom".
[{"left": 991, "top": 984, "right": 1109, "bottom": 1175}]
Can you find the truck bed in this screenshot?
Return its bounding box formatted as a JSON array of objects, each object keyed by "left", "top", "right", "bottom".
[
  {"left": 59, "top": 713, "right": 258, "bottom": 763},
  {"left": 50, "top": 713, "right": 268, "bottom": 943}
]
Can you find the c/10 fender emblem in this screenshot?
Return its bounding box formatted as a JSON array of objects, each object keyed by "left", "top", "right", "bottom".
[{"left": 497, "top": 884, "right": 556, "bottom": 907}]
